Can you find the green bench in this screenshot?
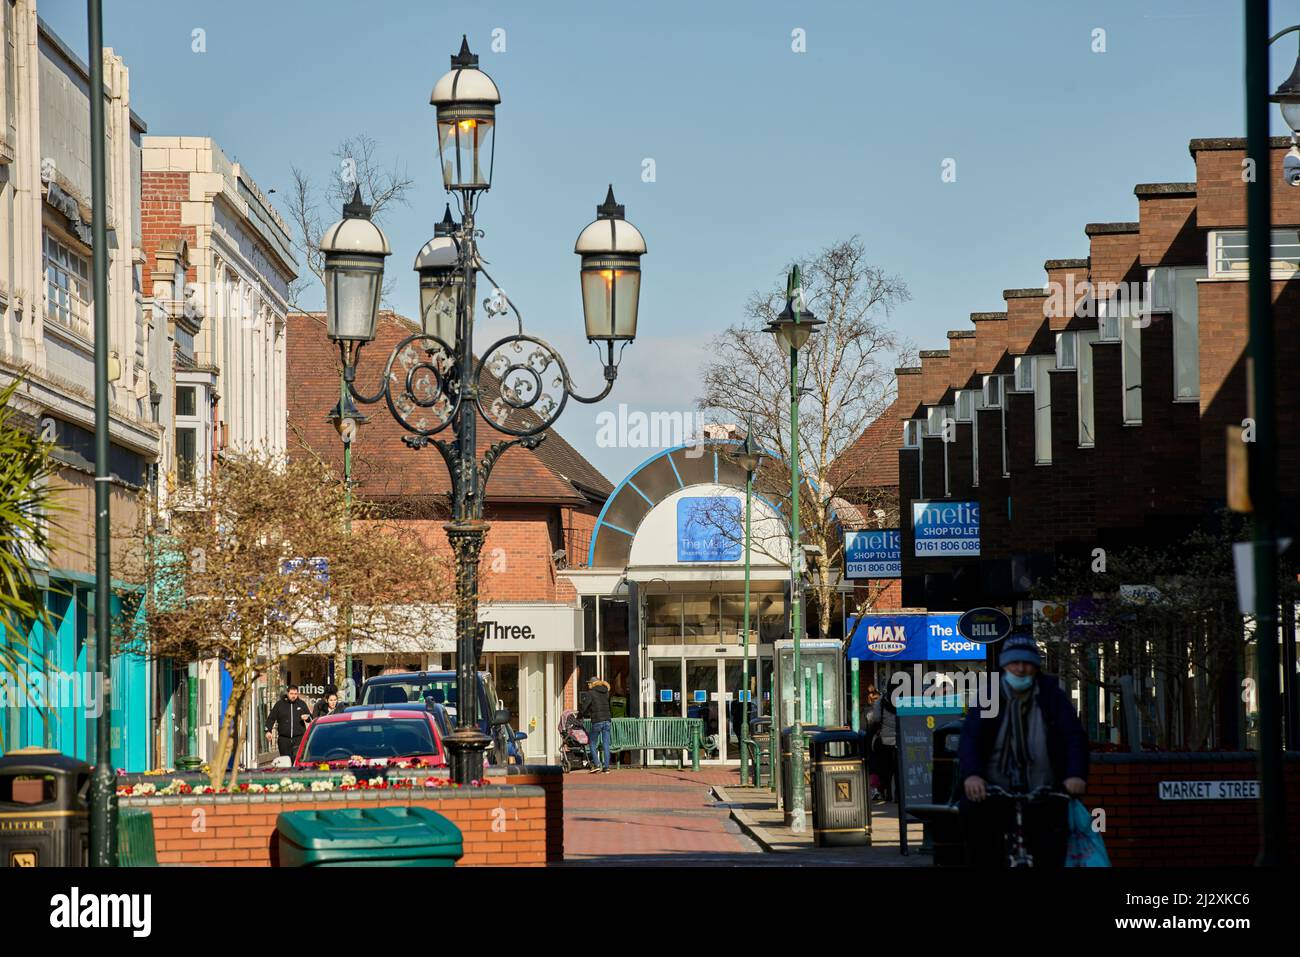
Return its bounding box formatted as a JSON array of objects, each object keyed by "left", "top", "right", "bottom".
[
  {"left": 117, "top": 807, "right": 158, "bottom": 866},
  {"left": 584, "top": 717, "right": 704, "bottom": 770}
]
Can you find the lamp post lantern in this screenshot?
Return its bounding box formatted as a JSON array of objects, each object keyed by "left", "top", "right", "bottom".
[
  {"left": 736, "top": 429, "right": 762, "bottom": 787},
  {"left": 767, "top": 265, "right": 819, "bottom": 832},
  {"left": 324, "top": 36, "right": 645, "bottom": 785}
]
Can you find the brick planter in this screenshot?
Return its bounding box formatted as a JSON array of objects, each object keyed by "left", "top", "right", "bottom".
[
  {"left": 119, "top": 765, "right": 564, "bottom": 867},
  {"left": 1088, "top": 752, "right": 1300, "bottom": 866}
]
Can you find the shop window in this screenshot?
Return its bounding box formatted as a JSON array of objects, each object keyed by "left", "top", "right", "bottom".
[
  {"left": 645, "top": 594, "right": 683, "bottom": 644},
  {"left": 582, "top": 596, "right": 597, "bottom": 652},
  {"left": 599, "top": 597, "right": 629, "bottom": 652}
]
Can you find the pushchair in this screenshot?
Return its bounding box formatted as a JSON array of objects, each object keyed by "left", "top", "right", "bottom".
[{"left": 558, "top": 709, "right": 592, "bottom": 772}]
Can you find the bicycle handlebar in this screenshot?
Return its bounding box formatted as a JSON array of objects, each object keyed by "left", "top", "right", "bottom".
[{"left": 984, "top": 785, "right": 1071, "bottom": 801}]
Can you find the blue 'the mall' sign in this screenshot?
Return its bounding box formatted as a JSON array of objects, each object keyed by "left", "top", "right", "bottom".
[
  {"left": 677, "top": 496, "right": 742, "bottom": 562},
  {"left": 912, "top": 500, "right": 981, "bottom": 557},
  {"left": 844, "top": 529, "right": 901, "bottom": 579}
]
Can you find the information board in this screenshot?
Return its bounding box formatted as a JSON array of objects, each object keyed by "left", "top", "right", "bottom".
[{"left": 895, "top": 696, "right": 965, "bottom": 855}]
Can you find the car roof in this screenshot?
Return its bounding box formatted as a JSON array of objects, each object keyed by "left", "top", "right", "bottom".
[
  {"left": 312, "top": 708, "right": 435, "bottom": 723},
  {"left": 362, "top": 670, "right": 488, "bottom": 684}
]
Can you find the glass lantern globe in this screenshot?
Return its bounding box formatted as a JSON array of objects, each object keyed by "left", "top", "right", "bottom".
[
  {"left": 320, "top": 187, "right": 391, "bottom": 344},
  {"left": 415, "top": 206, "right": 464, "bottom": 345},
  {"left": 574, "top": 186, "right": 646, "bottom": 343},
  {"left": 430, "top": 36, "right": 500, "bottom": 191}
]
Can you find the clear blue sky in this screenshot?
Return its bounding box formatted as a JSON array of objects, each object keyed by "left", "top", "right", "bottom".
[{"left": 41, "top": 0, "right": 1300, "bottom": 482}]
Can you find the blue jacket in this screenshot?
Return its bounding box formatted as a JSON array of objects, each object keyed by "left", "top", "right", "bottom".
[{"left": 958, "top": 673, "right": 1089, "bottom": 790}]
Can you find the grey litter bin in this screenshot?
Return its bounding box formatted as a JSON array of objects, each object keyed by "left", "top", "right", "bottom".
[{"left": 810, "top": 729, "right": 871, "bottom": 847}]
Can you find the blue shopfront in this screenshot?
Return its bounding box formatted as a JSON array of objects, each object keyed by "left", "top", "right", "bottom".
[
  {"left": 0, "top": 571, "right": 151, "bottom": 770},
  {"left": 845, "top": 611, "right": 987, "bottom": 716}
]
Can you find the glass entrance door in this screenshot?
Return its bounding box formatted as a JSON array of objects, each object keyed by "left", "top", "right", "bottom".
[{"left": 685, "top": 661, "right": 719, "bottom": 760}]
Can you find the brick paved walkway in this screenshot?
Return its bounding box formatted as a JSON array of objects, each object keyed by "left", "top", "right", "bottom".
[{"left": 562, "top": 767, "right": 762, "bottom": 865}]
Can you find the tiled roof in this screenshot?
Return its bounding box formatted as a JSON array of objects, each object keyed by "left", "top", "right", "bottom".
[
  {"left": 828, "top": 399, "right": 900, "bottom": 493},
  {"left": 286, "top": 312, "right": 609, "bottom": 507}
]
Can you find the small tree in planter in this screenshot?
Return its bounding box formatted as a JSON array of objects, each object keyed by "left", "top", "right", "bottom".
[{"left": 120, "top": 452, "right": 452, "bottom": 789}]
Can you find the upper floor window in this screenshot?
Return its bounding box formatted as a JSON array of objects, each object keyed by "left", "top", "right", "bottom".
[
  {"left": 1210, "top": 229, "right": 1300, "bottom": 278},
  {"left": 1150, "top": 265, "right": 1207, "bottom": 400},
  {"left": 902, "top": 420, "right": 921, "bottom": 448},
  {"left": 44, "top": 231, "right": 91, "bottom": 338},
  {"left": 983, "top": 374, "right": 1002, "bottom": 409},
  {"left": 1121, "top": 312, "right": 1142, "bottom": 425},
  {"left": 1055, "top": 332, "right": 1077, "bottom": 370},
  {"left": 1014, "top": 356, "right": 1034, "bottom": 392},
  {"left": 955, "top": 389, "right": 975, "bottom": 422},
  {"left": 1077, "top": 330, "right": 1100, "bottom": 447},
  {"left": 926, "top": 405, "right": 952, "bottom": 438}
]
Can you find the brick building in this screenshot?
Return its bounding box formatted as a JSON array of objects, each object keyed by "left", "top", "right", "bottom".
[
  {"left": 286, "top": 311, "right": 612, "bottom": 762},
  {"left": 883, "top": 136, "right": 1300, "bottom": 750}
]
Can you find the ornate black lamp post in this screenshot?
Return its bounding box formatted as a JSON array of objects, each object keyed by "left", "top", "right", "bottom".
[{"left": 322, "top": 36, "right": 646, "bottom": 784}]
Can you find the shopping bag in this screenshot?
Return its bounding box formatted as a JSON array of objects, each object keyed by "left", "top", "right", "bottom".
[{"left": 1065, "top": 797, "right": 1111, "bottom": 867}]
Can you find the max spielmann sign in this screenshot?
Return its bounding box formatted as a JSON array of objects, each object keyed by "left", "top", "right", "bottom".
[
  {"left": 912, "top": 500, "right": 980, "bottom": 557},
  {"left": 1157, "top": 780, "right": 1260, "bottom": 801}
]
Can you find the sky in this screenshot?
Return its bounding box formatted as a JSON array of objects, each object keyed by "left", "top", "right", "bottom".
[{"left": 39, "top": 0, "right": 1300, "bottom": 482}]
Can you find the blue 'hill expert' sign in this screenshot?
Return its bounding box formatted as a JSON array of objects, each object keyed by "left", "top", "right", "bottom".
[{"left": 957, "top": 607, "right": 1011, "bottom": 644}]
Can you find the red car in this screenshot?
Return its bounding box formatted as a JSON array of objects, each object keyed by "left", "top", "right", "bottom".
[{"left": 293, "top": 707, "right": 447, "bottom": 769}]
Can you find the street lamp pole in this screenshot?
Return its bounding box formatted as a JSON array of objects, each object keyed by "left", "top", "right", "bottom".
[
  {"left": 1247, "top": 3, "right": 1294, "bottom": 866},
  {"left": 766, "top": 266, "right": 822, "bottom": 833},
  {"left": 736, "top": 429, "right": 763, "bottom": 787},
  {"left": 329, "top": 375, "right": 365, "bottom": 702},
  {"left": 323, "top": 37, "right": 645, "bottom": 786},
  {"left": 86, "top": 0, "right": 117, "bottom": 867}
]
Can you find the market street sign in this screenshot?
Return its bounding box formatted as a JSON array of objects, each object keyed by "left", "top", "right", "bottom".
[{"left": 1157, "top": 780, "right": 1259, "bottom": 800}]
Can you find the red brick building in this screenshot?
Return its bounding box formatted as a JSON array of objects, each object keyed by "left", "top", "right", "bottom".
[
  {"left": 286, "top": 311, "right": 612, "bottom": 762},
  {"left": 882, "top": 136, "right": 1300, "bottom": 750}
]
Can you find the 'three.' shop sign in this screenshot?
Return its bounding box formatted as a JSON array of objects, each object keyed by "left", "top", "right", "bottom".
[
  {"left": 912, "top": 500, "right": 980, "bottom": 557},
  {"left": 470, "top": 605, "right": 583, "bottom": 653}
]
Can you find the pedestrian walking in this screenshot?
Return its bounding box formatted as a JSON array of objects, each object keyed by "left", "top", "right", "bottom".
[
  {"left": 579, "top": 676, "right": 613, "bottom": 773},
  {"left": 312, "top": 684, "right": 341, "bottom": 719},
  {"left": 867, "top": 688, "right": 897, "bottom": 803},
  {"left": 958, "top": 635, "right": 1089, "bottom": 867},
  {"left": 264, "top": 684, "right": 313, "bottom": 759},
  {"left": 864, "top": 685, "right": 883, "bottom": 799}
]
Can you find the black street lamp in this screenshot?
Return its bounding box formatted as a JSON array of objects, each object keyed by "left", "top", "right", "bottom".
[{"left": 324, "top": 36, "right": 646, "bottom": 785}]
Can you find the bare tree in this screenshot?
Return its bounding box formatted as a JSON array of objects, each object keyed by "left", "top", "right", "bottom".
[
  {"left": 697, "top": 237, "right": 913, "bottom": 638},
  {"left": 118, "top": 453, "right": 453, "bottom": 789},
  {"left": 1031, "top": 515, "right": 1297, "bottom": 750},
  {"left": 285, "top": 134, "right": 414, "bottom": 308}
]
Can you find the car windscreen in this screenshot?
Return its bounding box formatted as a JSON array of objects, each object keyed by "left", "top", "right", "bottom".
[
  {"left": 301, "top": 718, "right": 437, "bottom": 762},
  {"left": 361, "top": 677, "right": 488, "bottom": 720},
  {"left": 362, "top": 679, "right": 458, "bottom": 709}
]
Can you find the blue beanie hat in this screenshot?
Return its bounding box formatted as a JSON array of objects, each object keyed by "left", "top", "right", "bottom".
[{"left": 998, "top": 634, "right": 1042, "bottom": 668}]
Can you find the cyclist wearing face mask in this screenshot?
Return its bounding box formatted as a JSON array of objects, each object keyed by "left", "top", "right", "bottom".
[{"left": 958, "top": 634, "right": 1088, "bottom": 866}]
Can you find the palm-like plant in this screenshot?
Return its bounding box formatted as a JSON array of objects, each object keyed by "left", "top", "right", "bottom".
[{"left": 0, "top": 375, "right": 62, "bottom": 735}]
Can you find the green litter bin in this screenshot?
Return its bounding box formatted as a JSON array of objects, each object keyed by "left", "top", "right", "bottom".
[{"left": 277, "top": 806, "right": 463, "bottom": 867}]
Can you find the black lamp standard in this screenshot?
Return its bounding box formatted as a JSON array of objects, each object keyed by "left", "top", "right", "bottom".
[{"left": 322, "top": 37, "right": 646, "bottom": 784}]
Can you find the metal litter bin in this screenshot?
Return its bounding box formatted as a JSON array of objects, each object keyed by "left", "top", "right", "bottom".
[
  {"left": 277, "top": 806, "right": 463, "bottom": 867},
  {"left": 749, "top": 716, "right": 772, "bottom": 788},
  {"left": 0, "top": 748, "right": 90, "bottom": 867},
  {"left": 810, "top": 729, "right": 871, "bottom": 847}
]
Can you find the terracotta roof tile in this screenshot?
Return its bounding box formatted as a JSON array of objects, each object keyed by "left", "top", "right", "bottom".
[{"left": 828, "top": 400, "right": 900, "bottom": 493}]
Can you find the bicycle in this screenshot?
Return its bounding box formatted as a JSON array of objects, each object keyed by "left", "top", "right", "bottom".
[{"left": 983, "top": 785, "right": 1071, "bottom": 867}]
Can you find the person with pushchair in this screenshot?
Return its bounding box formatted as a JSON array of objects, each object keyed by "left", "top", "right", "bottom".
[
  {"left": 958, "top": 635, "right": 1088, "bottom": 866},
  {"left": 579, "top": 676, "right": 613, "bottom": 774}
]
